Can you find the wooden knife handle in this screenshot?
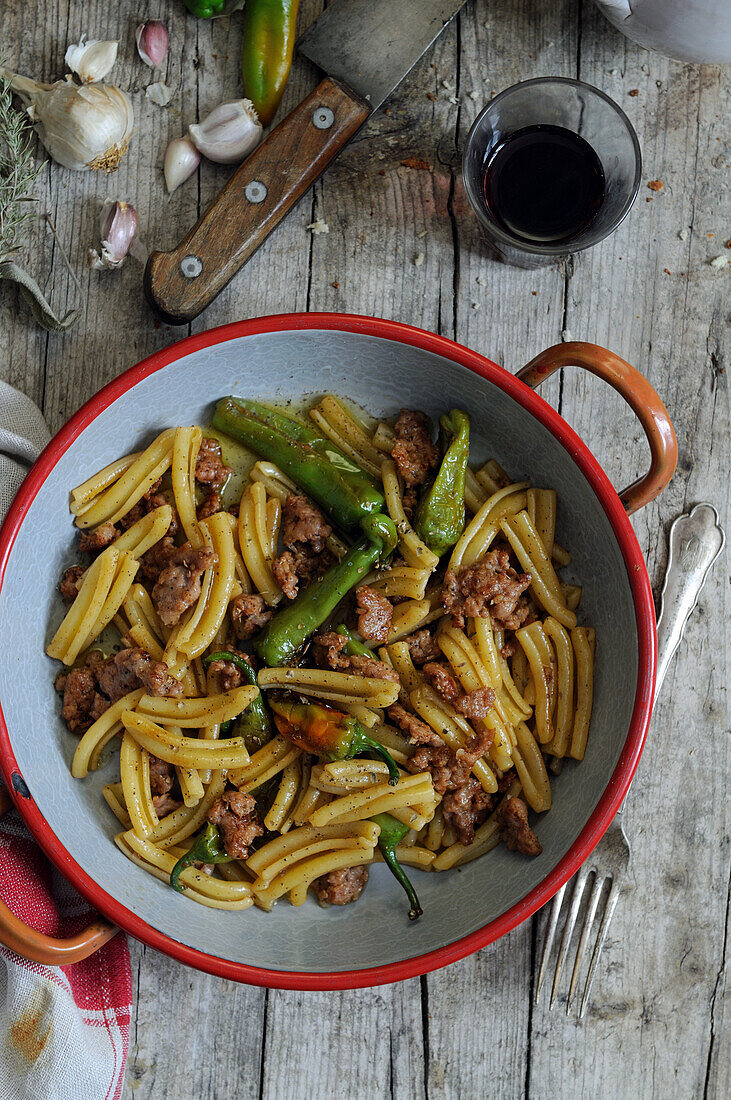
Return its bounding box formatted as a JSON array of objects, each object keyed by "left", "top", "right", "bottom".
[{"left": 144, "top": 78, "right": 371, "bottom": 325}]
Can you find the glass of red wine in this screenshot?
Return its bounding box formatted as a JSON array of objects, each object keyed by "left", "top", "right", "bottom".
[{"left": 463, "top": 77, "right": 641, "bottom": 266}]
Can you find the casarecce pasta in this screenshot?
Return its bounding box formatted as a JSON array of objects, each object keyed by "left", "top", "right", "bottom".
[{"left": 49, "top": 398, "right": 594, "bottom": 918}]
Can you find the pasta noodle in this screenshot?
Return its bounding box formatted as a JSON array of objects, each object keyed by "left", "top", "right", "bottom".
[{"left": 50, "top": 393, "right": 595, "bottom": 916}]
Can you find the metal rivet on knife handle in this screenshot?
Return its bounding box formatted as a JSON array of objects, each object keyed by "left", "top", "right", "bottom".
[
  {"left": 312, "top": 107, "right": 335, "bottom": 130},
  {"left": 244, "top": 180, "right": 268, "bottom": 204},
  {"left": 180, "top": 255, "right": 203, "bottom": 279}
]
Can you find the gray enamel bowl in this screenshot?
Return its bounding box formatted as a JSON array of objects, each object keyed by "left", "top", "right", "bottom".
[{"left": 0, "top": 314, "right": 676, "bottom": 988}]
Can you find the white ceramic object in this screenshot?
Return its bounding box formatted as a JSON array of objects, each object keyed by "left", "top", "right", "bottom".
[
  {"left": 0, "top": 316, "right": 673, "bottom": 988},
  {"left": 593, "top": 0, "right": 731, "bottom": 64}
]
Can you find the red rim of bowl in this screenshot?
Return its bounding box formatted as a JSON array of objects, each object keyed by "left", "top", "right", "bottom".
[{"left": 0, "top": 313, "right": 656, "bottom": 989}]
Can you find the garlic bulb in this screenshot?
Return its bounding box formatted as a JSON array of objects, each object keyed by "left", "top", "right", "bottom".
[
  {"left": 0, "top": 68, "right": 133, "bottom": 172},
  {"left": 188, "top": 100, "right": 262, "bottom": 165},
  {"left": 65, "top": 36, "right": 118, "bottom": 84},
  {"left": 164, "top": 135, "right": 201, "bottom": 193},
  {"left": 136, "top": 21, "right": 169, "bottom": 69},
  {"left": 88, "top": 200, "right": 144, "bottom": 270}
]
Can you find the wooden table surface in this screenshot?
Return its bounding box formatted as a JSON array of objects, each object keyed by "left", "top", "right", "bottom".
[{"left": 2, "top": 1, "right": 729, "bottom": 1097}]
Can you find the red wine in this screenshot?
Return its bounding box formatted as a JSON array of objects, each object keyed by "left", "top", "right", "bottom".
[{"left": 482, "top": 125, "right": 605, "bottom": 245}]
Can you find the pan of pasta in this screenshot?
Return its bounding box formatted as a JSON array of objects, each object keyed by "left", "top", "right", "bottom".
[{"left": 0, "top": 315, "right": 677, "bottom": 987}]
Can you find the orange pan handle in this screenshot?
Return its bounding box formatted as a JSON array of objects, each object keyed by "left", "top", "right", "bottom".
[
  {"left": 517, "top": 342, "right": 678, "bottom": 515},
  {"left": 0, "top": 787, "right": 118, "bottom": 964}
]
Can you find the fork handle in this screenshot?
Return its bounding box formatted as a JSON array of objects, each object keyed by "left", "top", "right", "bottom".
[{"left": 655, "top": 503, "right": 725, "bottom": 696}]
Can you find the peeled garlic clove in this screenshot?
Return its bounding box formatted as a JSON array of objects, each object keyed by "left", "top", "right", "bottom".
[
  {"left": 188, "top": 99, "right": 262, "bottom": 165},
  {"left": 164, "top": 135, "right": 201, "bottom": 193},
  {"left": 0, "top": 68, "right": 133, "bottom": 172},
  {"left": 136, "top": 21, "right": 169, "bottom": 69},
  {"left": 65, "top": 36, "right": 118, "bottom": 84},
  {"left": 88, "top": 200, "right": 140, "bottom": 270}
]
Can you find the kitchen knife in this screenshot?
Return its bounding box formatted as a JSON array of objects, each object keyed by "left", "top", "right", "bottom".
[{"left": 144, "top": 0, "right": 467, "bottom": 325}]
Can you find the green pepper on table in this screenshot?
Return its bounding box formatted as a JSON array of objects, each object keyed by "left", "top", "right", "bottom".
[
  {"left": 182, "top": 0, "right": 227, "bottom": 18},
  {"left": 170, "top": 822, "right": 231, "bottom": 892},
  {"left": 242, "top": 0, "right": 300, "bottom": 127},
  {"left": 269, "top": 698, "right": 400, "bottom": 785},
  {"left": 371, "top": 813, "right": 423, "bottom": 921},
  {"left": 253, "top": 514, "right": 397, "bottom": 667},
  {"left": 414, "top": 409, "right": 470, "bottom": 558},
  {"left": 203, "top": 650, "right": 274, "bottom": 753},
  {"left": 213, "top": 396, "right": 385, "bottom": 534}
]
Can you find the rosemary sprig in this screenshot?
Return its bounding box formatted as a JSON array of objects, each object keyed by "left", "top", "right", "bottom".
[
  {"left": 0, "top": 72, "right": 44, "bottom": 261},
  {"left": 0, "top": 71, "right": 79, "bottom": 332}
]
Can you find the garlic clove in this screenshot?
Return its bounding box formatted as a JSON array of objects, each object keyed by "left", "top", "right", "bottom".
[
  {"left": 88, "top": 200, "right": 142, "bottom": 270},
  {"left": 65, "top": 36, "right": 118, "bottom": 84},
  {"left": 136, "top": 21, "right": 169, "bottom": 69},
  {"left": 188, "top": 99, "right": 262, "bottom": 165},
  {"left": 0, "top": 67, "right": 134, "bottom": 172},
  {"left": 164, "top": 134, "right": 201, "bottom": 193},
  {"left": 146, "top": 81, "right": 172, "bottom": 107}
]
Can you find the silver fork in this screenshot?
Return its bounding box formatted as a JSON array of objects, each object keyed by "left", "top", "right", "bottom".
[{"left": 535, "top": 503, "right": 725, "bottom": 1017}]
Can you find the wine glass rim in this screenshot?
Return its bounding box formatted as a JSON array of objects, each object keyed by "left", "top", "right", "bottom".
[{"left": 462, "top": 76, "right": 643, "bottom": 256}]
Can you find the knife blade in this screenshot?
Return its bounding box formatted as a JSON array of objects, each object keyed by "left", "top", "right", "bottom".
[
  {"left": 144, "top": 0, "right": 468, "bottom": 325},
  {"left": 299, "top": 0, "right": 467, "bottom": 112}
]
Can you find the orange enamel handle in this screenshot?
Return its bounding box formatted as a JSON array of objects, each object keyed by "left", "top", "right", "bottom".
[
  {"left": 0, "top": 788, "right": 118, "bottom": 964},
  {"left": 517, "top": 342, "right": 678, "bottom": 515}
]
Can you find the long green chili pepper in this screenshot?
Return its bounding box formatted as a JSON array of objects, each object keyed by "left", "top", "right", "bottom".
[
  {"left": 414, "top": 409, "right": 470, "bottom": 558},
  {"left": 335, "top": 624, "right": 373, "bottom": 658},
  {"left": 371, "top": 813, "right": 423, "bottom": 921},
  {"left": 253, "top": 519, "right": 397, "bottom": 667},
  {"left": 182, "top": 0, "right": 226, "bottom": 17},
  {"left": 213, "top": 396, "right": 384, "bottom": 533},
  {"left": 242, "top": 0, "right": 300, "bottom": 127},
  {"left": 170, "top": 822, "right": 232, "bottom": 892},
  {"left": 270, "top": 698, "right": 400, "bottom": 785},
  {"left": 203, "top": 651, "right": 274, "bottom": 753}
]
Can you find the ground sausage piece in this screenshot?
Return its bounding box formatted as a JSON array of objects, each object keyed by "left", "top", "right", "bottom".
[
  {"left": 98, "top": 648, "right": 183, "bottom": 700},
  {"left": 405, "top": 628, "right": 442, "bottom": 666},
  {"left": 273, "top": 544, "right": 334, "bottom": 600},
  {"left": 387, "top": 702, "right": 442, "bottom": 747},
  {"left": 59, "top": 564, "right": 86, "bottom": 600},
  {"left": 422, "top": 662, "right": 496, "bottom": 720},
  {"left": 78, "top": 521, "right": 119, "bottom": 555},
  {"left": 280, "top": 493, "right": 331, "bottom": 550},
  {"left": 313, "top": 866, "right": 369, "bottom": 906},
  {"left": 497, "top": 796, "right": 542, "bottom": 856},
  {"left": 207, "top": 790, "right": 264, "bottom": 860},
  {"left": 402, "top": 486, "right": 418, "bottom": 522},
  {"left": 230, "top": 593, "right": 273, "bottom": 641},
  {"left": 195, "top": 437, "right": 232, "bottom": 490},
  {"left": 153, "top": 792, "right": 182, "bottom": 818},
  {"left": 423, "top": 662, "right": 462, "bottom": 705},
  {"left": 152, "top": 543, "right": 217, "bottom": 627},
  {"left": 207, "top": 651, "right": 251, "bottom": 692},
  {"left": 407, "top": 729, "right": 491, "bottom": 794},
  {"left": 55, "top": 664, "right": 99, "bottom": 733},
  {"left": 355, "top": 585, "right": 393, "bottom": 643},
  {"left": 117, "top": 479, "right": 180, "bottom": 537},
  {"left": 272, "top": 551, "right": 299, "bottom": 600},
  {"left": 149, "top": 755, "right": 174, "bottom": 796},
  {"left": 442, "top": 777, "right": 495, "bottom": 845},
  {"left": 391, "top": 409, "right": 440, "bottom": 487},
  {"left": 442, "top": 549, "right": 532, "bottom": 631},
  {"left": 197, "top": 491, "right": 222, "bottom": 520},
  {"left": 313, "top": 633, "right": 400, "bottom": 681}
]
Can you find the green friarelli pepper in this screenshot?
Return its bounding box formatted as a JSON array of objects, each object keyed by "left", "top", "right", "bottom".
[
  {"left": 242, "top": 0, "right": 300, "bottom": 127},
  {"left": 371, "top": 812, "right": 423, "bottom": 921},
  {"left": 183, "top": 0, "right": 226, "bottom": 17},
  {"left": 414, "top": 409, "right": 470, "bottom": 558},
  {"left": 335, "top": 624, "right": 373, "bottom": 657},
  {"left": 203, "top": 651, "right": 274, "bottom": 753},
  {"left": 270, "top": 698, "right": 400, "bottom": 785},
  {"left": 170, "top": 822, "right": 232, "bottom": 891},
  {"left": 213, "top": 396, "right": 384, "bottom": 534},
  {"left": 253, "top": 516, "right": 397, "bottom": 667}
]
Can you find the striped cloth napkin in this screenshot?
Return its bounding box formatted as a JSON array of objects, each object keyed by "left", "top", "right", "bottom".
[{"left": 0, "top": 380, "right": 132, "bottom": 1100}]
